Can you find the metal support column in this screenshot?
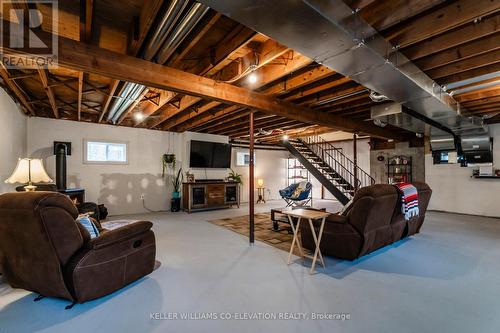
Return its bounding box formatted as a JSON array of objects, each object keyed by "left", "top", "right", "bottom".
[
  {"left": 249, "top": 111, "right": 255, "bottom": 244},
  {"left": 353, "top": 132, "right": 358, "bottom": 193}
]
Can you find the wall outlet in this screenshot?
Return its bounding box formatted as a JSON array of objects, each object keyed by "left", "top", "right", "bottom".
[{"left": 140, "top": 194, "right": 145, "bottom": 200}]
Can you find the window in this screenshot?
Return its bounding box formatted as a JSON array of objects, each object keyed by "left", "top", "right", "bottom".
[
  {"left": 236, "top": 152, "right": 256, "bottom": 166},
  {"left": 84, "top": 140, "right": 128, "bottom": 164}
]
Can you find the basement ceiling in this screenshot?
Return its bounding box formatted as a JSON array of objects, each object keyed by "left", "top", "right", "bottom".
[{"left": 0, "top": 0, "right": 498, "bottom": 144}]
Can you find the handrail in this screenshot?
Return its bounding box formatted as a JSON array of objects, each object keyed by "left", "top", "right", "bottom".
[{"left": 298, "top": 135, "right": 375, "bottom": 191}]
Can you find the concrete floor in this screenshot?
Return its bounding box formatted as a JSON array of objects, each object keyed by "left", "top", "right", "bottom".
[{"left": 1, "top": 200, "right": 500, "bottom": 333}]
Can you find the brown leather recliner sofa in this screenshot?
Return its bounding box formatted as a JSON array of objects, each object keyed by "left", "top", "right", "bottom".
[
  {"left": 301, "top": 182, "right": 432, "bottom": 260},
  {"left": 0, "top": 192, "right": 156, "bottom": 304}
]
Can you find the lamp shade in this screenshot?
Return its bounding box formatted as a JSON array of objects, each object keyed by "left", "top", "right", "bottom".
[
  {"left": 5, "top": 158, "right": 53, "bottom": 184},
  {"left": 257, "top": 178, "right": 264, "bottom": 187}
]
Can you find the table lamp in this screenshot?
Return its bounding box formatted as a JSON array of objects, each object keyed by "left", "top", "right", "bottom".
[
  {"left": 5, "top": 158, "right": 53, "bottom": 191},
  {"left": 257, "top": 178, "right": 264, "bottom": 188}
]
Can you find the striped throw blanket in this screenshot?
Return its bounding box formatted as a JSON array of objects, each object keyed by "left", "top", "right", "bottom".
[{"left": 394, "top": 182, "right": 419, "bottom": 221}]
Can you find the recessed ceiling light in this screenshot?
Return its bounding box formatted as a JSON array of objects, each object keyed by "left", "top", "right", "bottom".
[
  {"left": 283, "top": 134, "right": 289, "bottom": 141},
  {"left": 247, "top": 72, "right": 258, "bottom": 84}
]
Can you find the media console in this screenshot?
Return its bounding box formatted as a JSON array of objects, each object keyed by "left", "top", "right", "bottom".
[{"left": 182, "top": 181, "right": 240, "bottom": 213}]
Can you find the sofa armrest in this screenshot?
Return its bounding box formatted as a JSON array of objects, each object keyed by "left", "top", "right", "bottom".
[
  {"left": 87, "top": 220, "right": 153, "bottom": 250},
  {"left": 326, "top": 214, "right": 348, "bottom": 224}
]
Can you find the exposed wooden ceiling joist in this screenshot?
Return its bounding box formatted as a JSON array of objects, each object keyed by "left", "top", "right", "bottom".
[
  {"left": 385, "top": 0, "right": 500, "bottom": 47},
  {"left": 0, "top": 64, "right": 35, "bottom": 116},
  {"left": 77, "top": 72, "right": 83, "bottom": 121},
  {"left": 80, "top": 0, "right": 94, "bottom": 43},
  {"left": 135, "top": 25, "right": 257, "bottom": 127},
  {"left": 6, "top": 34, "right": 401, "bottom": 138},
  {"left": 36, "top": 68, "right": 59, "bottom": 118}
]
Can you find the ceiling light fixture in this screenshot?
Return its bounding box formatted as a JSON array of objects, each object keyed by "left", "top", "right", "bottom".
[
  {"left": 282, "top": 134, "right": 289, "bottom": 141},
  {"left": 247, "top": 72, "right": 258, "bottom": 84},
  {"left": 134, "top": 112, "right": 145, "bottom": 121}
]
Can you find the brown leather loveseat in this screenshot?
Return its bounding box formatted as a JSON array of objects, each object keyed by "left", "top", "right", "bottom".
[
  {"left": 0, "top": 192, "right": 156, "bottom": 304},
  {"left": 301, "top": 182, "right": 432, "bottom": 260}
]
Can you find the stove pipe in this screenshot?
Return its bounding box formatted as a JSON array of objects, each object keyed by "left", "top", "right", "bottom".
[{"left": 55, "top": 143, "right": 67, "bottom": 190}]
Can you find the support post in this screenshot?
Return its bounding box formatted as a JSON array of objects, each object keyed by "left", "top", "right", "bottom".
[
  {"left": 353, "top": 132, "right": 358, "bottom": 193},
  {"left": 249, "top": 111, "right": 255, "bottom": 244}
]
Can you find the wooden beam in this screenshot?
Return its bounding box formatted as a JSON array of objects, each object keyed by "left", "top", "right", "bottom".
[
  {"left": 176, "top": 105, "right": 241, "bottom": 132},
  {"left": 447, "top": 76, "right": 500, "bottom": 94},
  {"left": 154, "top": 41, "right": 294, "bottom": 130},
  {"left": 256, "top": 126, "right": 333, "bottom": 142},
  {"left": 385, "top": 0, "right": 500, "bottom": 47},
  {"left": 427, "top": 49, "right": 500, "bottom": 79},
  {"left": 298, "top": 84, "right": 368, "bottom": 107},
  {"left": 177, "top": 76, "right": 354, "bottom": 132},
  {"left": 403, "top": 14, "right": 500, "bottom": 60},
  {"left": 0, "top": 64, "right": 35, "bottom": 115},
  {"left": 462, "top": 95, "right": 500, "bottom": 107},
  {"left": 77, "top": 72, "right": 84, "bottom": 121},
  {"left": 193, "top": 83, "right": 367, "bottom": 133},
  {"left": 416, "top": 33, "right": 500, "bottom": 71},
  {"left": 199, "top": 26, "right": 256, "bottom": 76},
  {"left": 455, "top": 87, "right": 500, "bottom": 103},
  {"left": 146, "top": 95, "right": 202, "bottom": 129},
  {"left": 214, "top": 39, "right": 289, "bottom": 82},
  {"left": 192, "top": 109, "right": 250, "bottom": 132},
  {"left": 169, "top": 53, "right": 312, "bottom": 130},
  {"left": 210, "top": 113, "right": 273, "bottom": 134},
  {"left": 437, "top": 63, "right": 500, "bottom": 85},
  {"left": 220, "top": 117, "right": 300, "bottom": 136},
  {"left": 2, "top": 30, "right": 403, "bottom": 139},
  {"left": 260, "top": 65, "right": 335, "bottom": 96},
  {"left": 359, "top": 0, "right": 446, "bottom": 31},
  {"left": 36, "top": 68, "right": 59, "bottom": 118},
  {"left": 168, "top": 13, "right": 222, "bottom": 68},
  {"left": 454, "top": 84, "right": 500, "bottom": 99},
  {"left": 80, "top": 0, "right": 93, "bottom": 43},
  {"left": 135, "top": 26, "right": 256, "bottom": 127},
  {"left": 8, "top": 73, "right": 38, "bottom": 81},
  {"left": 98, "top": 80, "right": 119, "bottom": 122}
]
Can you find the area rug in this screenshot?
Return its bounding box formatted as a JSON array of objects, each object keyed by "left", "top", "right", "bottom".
[{"left": 209, "top": 213, "right": 301, "bottom": 254}]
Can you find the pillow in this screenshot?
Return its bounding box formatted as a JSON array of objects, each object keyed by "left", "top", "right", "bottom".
[
  {"left": 291, "top": 186, "right": 303, "bottom": 199},
  {"left": 297, "top": 181, "right": 308, "bottom": 189},
  {"left": 76, "top": 214, "right": 100, "bottom": 239}
]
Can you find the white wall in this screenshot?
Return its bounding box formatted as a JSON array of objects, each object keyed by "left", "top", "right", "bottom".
[
  {"left": 0, "top": 89, "right": 27, "bottom": 194},
  {"left": 27, "top": 117, "right": 182, "bottom": 215},
  {"left": 425, "top": 124, "right": 500, "bottom": 217},
  {"left": 232, "top": 148, "right": 288, "bottom": 203}
]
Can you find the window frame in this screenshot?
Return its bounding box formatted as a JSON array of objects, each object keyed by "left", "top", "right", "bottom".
[
  {"left": 235, "top": 151, "right": 256, "bottom": 166},
  {"left": 83, "top": 139, "right": 129, "bottom": 165}
]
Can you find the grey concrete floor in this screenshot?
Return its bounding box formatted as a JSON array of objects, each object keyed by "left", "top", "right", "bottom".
[{"left": 1, "top": 200, "right": 500, "bottom": 333}]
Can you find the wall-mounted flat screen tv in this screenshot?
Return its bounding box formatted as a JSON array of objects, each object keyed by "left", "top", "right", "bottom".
[{"left": 189, "top": 140, "right": 232, "bottom": 168}]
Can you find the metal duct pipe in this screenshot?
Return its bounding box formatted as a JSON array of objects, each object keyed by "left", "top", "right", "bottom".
[
  {"left": 107, "top": 82, "right": 136, "bottom": 121},
  {"left": 369, "top": 90, "right": 389, "bottom": 102},
  {"left": 109, "top": 83, "right": 148, "bottom": 124},
  {"left": 155, "top": 2, "right": 209, "bottom": 64},
  {"left": 199, "top": 0, "right": 486, "bottom": 137},
  {"left": 107, "top": 0, "right": 192, "bottom": 123},
  {"left": 55, "top": 143, "right": 67, "bottom": 190},
  {"left": 142, "top": 0, "right": 189, "bottom": 61}
]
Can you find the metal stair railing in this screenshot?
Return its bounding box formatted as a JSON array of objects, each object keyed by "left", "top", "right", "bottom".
[{"left": 299, "top": 135, "right": 375, "bottom": 191}]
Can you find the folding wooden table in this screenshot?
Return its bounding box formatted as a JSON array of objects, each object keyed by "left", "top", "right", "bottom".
[{"left": 283, "top": 209, "right": 330, "bottom": 274}]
